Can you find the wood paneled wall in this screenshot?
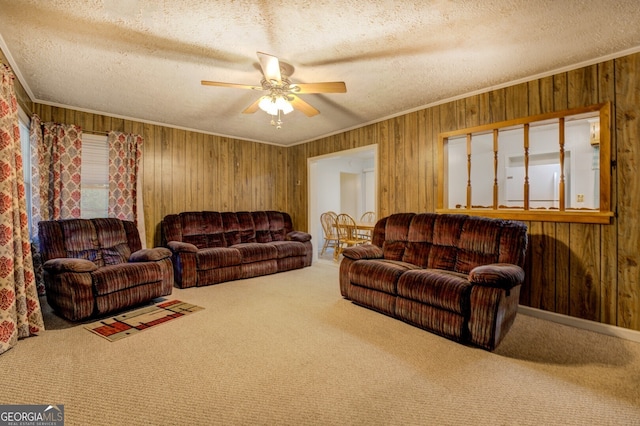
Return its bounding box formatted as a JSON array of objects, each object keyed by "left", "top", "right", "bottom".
[
  {"left": 32, "top": 104, "right": 290, "bottom": 248},
  {"left": 288, "top": 53, "right": 640, "bottom": 332}
]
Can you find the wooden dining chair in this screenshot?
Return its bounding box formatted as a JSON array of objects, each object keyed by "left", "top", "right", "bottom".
[
  {"left": 335, "top": 213, "right": 369, "bottom": 260},
  {"left": 358, "top": 211, "right": 376, "bottom": 241},
  {"left": 360, "top": 211, "right": 376, "bottom": 222},
  {"left": 320, "top": 212, "right": 340, "bottom": 256}
]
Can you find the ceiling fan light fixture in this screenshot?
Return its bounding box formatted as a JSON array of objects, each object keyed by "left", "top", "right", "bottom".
[
  {"left": 277, "top": 96, "right": 294, "bottom": 114},
  {"left": 258, "top": 96, "right": 278, "bottom": 115},
  {"left": 259, "top": 94, "right": 293, "bottom": 116}
]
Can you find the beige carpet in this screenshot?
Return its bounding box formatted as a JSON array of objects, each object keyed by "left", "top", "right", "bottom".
[{"left": 1, "top": 261, "right": 639, "bottom": 425}]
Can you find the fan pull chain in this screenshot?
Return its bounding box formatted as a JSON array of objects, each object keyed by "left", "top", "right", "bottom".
[{"left": 270, "top": 110, "right": 283, "bottom": 129}]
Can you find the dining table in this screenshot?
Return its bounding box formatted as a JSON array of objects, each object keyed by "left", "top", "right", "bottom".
[{"left": 332, "top": 221, "right": 375, "bottom": 260}]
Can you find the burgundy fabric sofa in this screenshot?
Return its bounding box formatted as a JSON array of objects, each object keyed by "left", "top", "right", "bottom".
[
  {"left": 38, "top": 218, "right": 174, "bottom": 321},
  {"left": 339, "top": 213, "right": 528, "bottom": 351},
  {"left": 162, "top": 211, "right": 312, "bottom": 288}
]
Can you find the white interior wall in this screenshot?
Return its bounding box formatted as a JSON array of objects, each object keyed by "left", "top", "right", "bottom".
[
  {"left": 363, "top": 169, "right": 375, "bottom": 213},
  {"left": 340, "top": 172, "right": 360, "bottom": 219}
]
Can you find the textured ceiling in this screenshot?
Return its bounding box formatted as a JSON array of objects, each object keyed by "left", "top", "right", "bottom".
[{"left": 1, "top": 0, "right": 640, "bottom": 146}]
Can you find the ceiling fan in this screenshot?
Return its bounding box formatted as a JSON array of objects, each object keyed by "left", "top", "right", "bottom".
[{"left": 201, "top": 52, "right": 346, "bottom": 128}]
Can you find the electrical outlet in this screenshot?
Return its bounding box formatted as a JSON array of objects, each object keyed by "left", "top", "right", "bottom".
[{"left": 577, "top": 194, "right": 584, "bottom": 203}]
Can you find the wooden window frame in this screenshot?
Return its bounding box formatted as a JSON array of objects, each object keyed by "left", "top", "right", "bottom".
[{"left": 437, "top": 102, "right": 613, "bottom": 224}]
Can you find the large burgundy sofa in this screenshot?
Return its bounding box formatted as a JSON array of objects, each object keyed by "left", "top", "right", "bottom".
[
  {"left": 339, "top": 213, "right": 528, "bottom": 351},
  {"left": 162, "top": 211, "right": 312, "bottom": 288}
]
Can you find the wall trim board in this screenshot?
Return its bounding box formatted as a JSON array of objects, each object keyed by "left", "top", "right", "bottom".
[{"left": 518, "top": 305, "right": 640, "bottom": 344}]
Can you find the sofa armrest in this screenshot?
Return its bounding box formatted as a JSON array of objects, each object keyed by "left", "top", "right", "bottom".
[
  {"left": 167, "top": 240, "right": 198, "bottom": 253},
  {"left": 42, "top": 258, "right": 98, "bottom": 274},
  {"left": 286, "top": 231, "right": 311, "bottom": 242},
  {"left": 129, "top": 247, "right": 172, "bottom": 262},
  {"left": 342, "top": 244, "right": 384, "bottom": 260},
  {"left": 469, "top": 263, "right": 525, "bottom": 290}
]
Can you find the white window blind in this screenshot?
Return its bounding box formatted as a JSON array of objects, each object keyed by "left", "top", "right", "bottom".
[
  {"left": 80, "top": 133, "right": 109, "bottom": 218},
  {"left": 82, "top": 133, "right": 108, "bottom": 185}
]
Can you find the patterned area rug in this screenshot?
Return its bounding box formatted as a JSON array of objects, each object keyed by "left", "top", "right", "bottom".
[{"left": 85, "top": 300, "right": 204, "bottom": 342}]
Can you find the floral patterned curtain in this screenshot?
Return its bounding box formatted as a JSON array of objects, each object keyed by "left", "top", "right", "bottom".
[
  {"left": 29, "top": 117, "right": 82, "bottom": 296},
  {"left": 108, "top": 131, "right": 145, "bottom": 245},
  {"left": 40, "top": 122, "right": 83, "bottom": 220},
  {"left": 0, "top": 63, "right": 44, "bottom": 355}
]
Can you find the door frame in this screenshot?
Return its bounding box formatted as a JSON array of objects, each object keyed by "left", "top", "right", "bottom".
[{"left": 307, "top": 145, "right": 378, "bottom": 262}]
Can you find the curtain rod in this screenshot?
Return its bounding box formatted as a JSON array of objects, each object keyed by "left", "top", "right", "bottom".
[
  {"left": 37, "top": 122, "right": 135, "bottom": 137},
  {"left": 84, "top": 130, "right": 143, "bottom": 137}
]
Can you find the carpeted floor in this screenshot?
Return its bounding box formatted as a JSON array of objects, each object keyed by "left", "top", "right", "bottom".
[{"left": 1, "top": 261, "right": 639, "bottom": 425}]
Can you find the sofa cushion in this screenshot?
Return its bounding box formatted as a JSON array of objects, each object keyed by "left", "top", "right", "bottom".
[
  {"left": 427, "top": 214, "right": 466, "bottom": 270},
  {"left": 402, "top": 214, "right": 436, "bottom": 267},
  {"left": 270, "top": 241, "right": 308, "bottom": 259},
  {"left": 396, "top": 298, "right": 468, "bottom": 342},
  {"left": 286, "top": 231, "right": 311, "bottom": 242},
  {"left": 265, "top": 211, "right": 287, "bottom": 241},
  {"left": 342, "top": 244, "right": 383, "bottom": 260},
  {"left": 92, "top": 262, "right": 164, "bottom": 295},
  {"left": 58, "top": 219, "right": 104, "bottom": 267},
  {"left": 402, "top": 242, "right": 431, "bottom": 268},
  {"left": 397, "top": 269, "right": 471, "bottom": 315},
  {"left": 129, "top": 247, "right": 172, "bottom": 262},
  {"left": 427, "top": 245, "right": 459, "bottom": 271},
  {"left": 197, "top": 266, "right": 242, "bottom": 286},
  {"left": 43, "top": 258, "right": 98, "bottom": 273},
  {"left": 382, "top": 241, "right": 406, "bottom": 261},
  {"left": 93, "top": 218, "right": 132, "bottom": 265},
  {"left": 349, "top": 259, "right": 421, "bottom": 294},
  {"left": 251, "top": 211, "right": 272, "bottom": 243},
  {"left": 237, "top": 212, "right": 258, "bottom": 243},
  {"left": 469, "top": 263, "right": 525, "bottom": 290},
  {"left": 232, "top": 243, "right": 277, "bottom": 263},
  {"left": 381, "top": 213, "right": 413, "bottom": 260},
  {"left": 221, "top": 212, "right": 241, "bottom": 246},
  {"left": 454, "top": 217, "right": 501, "bottom": 274},
  {"left": 496, "top": 221, "right": 528, "bottom": 266},
  {"left": 181, "top": 212, "right": 226, "bottom": 249},
  {"left": 196, "top": 247, "right": 242, "bottom": 269}
]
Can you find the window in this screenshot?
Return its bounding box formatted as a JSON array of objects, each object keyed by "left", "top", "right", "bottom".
[
  {"left": 80, "top": 133, "right": 109, "bottom": 219},
  {"left": 17, "top": 119, "right": 110, "bottom": 234},
  {"left": 438, "top": 102, "right": 612, "bottom": 224}
]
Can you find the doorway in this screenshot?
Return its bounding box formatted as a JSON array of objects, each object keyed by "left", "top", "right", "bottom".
[{"left": 308, "top": 145, "right": 377, "bottom": 262}]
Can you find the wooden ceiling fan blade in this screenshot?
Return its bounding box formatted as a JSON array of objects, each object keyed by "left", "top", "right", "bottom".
[
  {"left": 201, "top": 81, "right": 263, "bottom": 90},
  {"left": 242, "top": 97, "right": 262, "bottom": 114},
  {"left": 289, "top": 95, "right": 319, "bottom": 117},
  {"left": 289, "top": 82, "right": 347, "bottom": 94},
  {"left": 257, "top": 52, "right": 282, "bottom": 83}
]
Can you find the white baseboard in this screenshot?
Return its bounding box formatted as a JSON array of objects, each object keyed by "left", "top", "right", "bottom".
[{"left": 518, "top": 305, "right": 640, "bottom": 344}]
